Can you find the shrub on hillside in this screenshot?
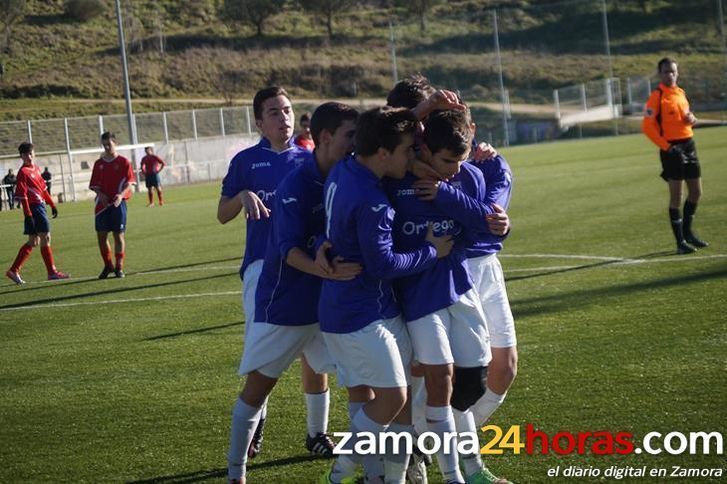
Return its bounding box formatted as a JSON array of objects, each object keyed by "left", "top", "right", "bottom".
[{"left": 64, "top": 0, "right": 105, "bottom": 21}]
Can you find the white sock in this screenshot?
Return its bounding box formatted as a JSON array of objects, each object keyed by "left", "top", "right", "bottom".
[
  {"left": 426, "top": 405, "right": 463, "bottom": 483},
  {"left": 354, "top": 409, "right": 388, "bottom": 481},
  {"left": 384, "top": 423, "right": 413, "bottom": 483},
  {"left": 227, "top": 398, "right": 262, "bottom": 480},
  {"left": 471, "top": 388, "right": 506, "bottom": 427},
  {"left": 260, "top": 399, "right": 268, "bottom": 419},
  {"left": 410, "top": 376, "right": 427, "bottom": 436},
  {"left": 306, "top": 389, "right": 330, "bottom": 437},
  {"left": 453, "top": 408, "right": 483, "bottom": 476}
]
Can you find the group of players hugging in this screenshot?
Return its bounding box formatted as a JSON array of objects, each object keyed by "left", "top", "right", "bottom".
[{"left": 219, "top": 75, "right": 517, "bottom": 484}]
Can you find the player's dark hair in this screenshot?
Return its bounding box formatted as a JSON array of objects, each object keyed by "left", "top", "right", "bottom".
[
  {"left": 423, "top": 109, "right": 473, "bottom": 157},
  {"left": 253, "top": 86, "right": 290, "bottom": 120},
  {"left": 300, "top": 112, "right": 311, "bottom": 125},
  {"left": 355, "top": 106, "right": 417, "bottom": 157},
  {"left": 18, "top": 142, "right": 34, "bottom": 155},
  {"left": 658, "top": 57, "right": 677, "bottom": 73},
  {"left": 145, "top": 146, "right": 153, "bottom": 152},
  {"left": 386, "top": 74, "right": 435, "bottom": 109},
  {"left": 100, "top": 131, "right": 117, "bottom": 143},
  {"left": 310, "top": 102, "right": 359, "bottom": 146}
]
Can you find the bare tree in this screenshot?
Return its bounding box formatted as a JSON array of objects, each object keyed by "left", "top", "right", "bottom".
[
  {"left": 394, "top": 0, "right": 443, "bottom": 33},
  {"left": 298, "top": 0, "right": 353, "bottom": 38},
  {"left": 0, "top": 0, "right": 26, "bottom": 54},
  {"left": 222, "top": 0, "right": 285, "bottom": 37}
]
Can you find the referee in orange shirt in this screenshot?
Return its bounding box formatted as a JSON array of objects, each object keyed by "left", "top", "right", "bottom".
[{"left": 642, "top": 57, "right": 708, "bottom": 254}]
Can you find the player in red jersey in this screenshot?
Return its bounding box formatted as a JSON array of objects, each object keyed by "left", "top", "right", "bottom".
[
  {"left": 89, "top": 132, "right": 136, "bottom": 279},
  {"left": 140, "top": 146, "right": 166, "bottom": 207},
  {"left": 6, "top": 142, "right": 69, "bottom": 284},
  {"left": 294, "top": 112, "right": 315, "bottom": 151}
]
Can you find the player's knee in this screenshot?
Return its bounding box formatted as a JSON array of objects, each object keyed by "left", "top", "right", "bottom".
[
  {"left": 29, "top": 236, "right": 40, "bottom": 247},
  {"left": 451, "top": 366, "right": 488, "bottom": 411},
  {"left": 424, "top": 366, "right": 453, "bottom": 404}
]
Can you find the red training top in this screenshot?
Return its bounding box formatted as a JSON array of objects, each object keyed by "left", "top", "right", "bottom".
[
  {"left": 140, "top": 154, "right": 165, "bottom": 174},
  {"left": 294, "top": 135, "right": 315, "bottom": 152},
  {"left": 15, "top": 163, "right": 55, "bottom": 216},
  {"left": 89, "top": 155, "right": 136, "bottom": 214}
]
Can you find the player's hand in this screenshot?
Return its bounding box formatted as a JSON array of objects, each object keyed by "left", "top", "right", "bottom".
[
  {"left": 471, "top": 142, "right": 498, "bottom": 163},
  {"left": 51, "top": 206, "right": 58, "bottom": 219},
  {"left": 315, "top": 240, "right": 334, "bottom": 275},
  {"left": 413, "top": 179, "right": 441, "bottom": 201},
  {"left": 685, "top": 112, "right": 697, "bottom": 126},
  {"left": 426, "top": 90, "right": 466, "bottom": 113},
  {"left": 112, "top": 194, "right": 123, "bottom": 208},
  {"left": 240, "top": 190, "right": 271, "bottom": 220},
  {"left": 425, "top": 223, "right": 454, "bottom": 259},
  {"left": 486, "top": 203, "right": 510, "bottom": 235},
  {"left": 409, "top": 159, "right": 441, "bottom": 181},
  {"left": 97, "top": 193, "right": 110, "bottom": 207},
  {"left": 329, "top": 257, "right": 362, "bottom": 281}
]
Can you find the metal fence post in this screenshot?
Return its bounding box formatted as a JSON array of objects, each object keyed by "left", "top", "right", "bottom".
[
  {"left": 581, "top": 84, "right": 588, "bottom": 111},
  {"left": 98, "top": 115, "right": 104, "bottom": 135},
  {"left": 192, "top": 110, "right": 198, "bottom": 140},
  {"left": 162, "top": 112, "right": 169, "bottom": 143},
  {"left": 220, "top": 108, "right": 226, "bottom": 137},
  {"left": 63, "top": 118, "right": 77, "bottom": 202},
  {"left": 245, "top": 106, "right": 252, "bottom": 135},
  {"left": 554, "top": 89, "right": 561, "bottom": 120},
  {"left": 27, "top": 120, "right": 32, "bottom": 143}
]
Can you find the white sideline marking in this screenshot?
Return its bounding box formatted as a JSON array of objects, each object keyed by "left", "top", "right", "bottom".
[
  {"left": 500, "top": 253, "right": 727, "bottom": 265},
  {"left": 0, "top": 291, "right": 240, "bottom": 312}
]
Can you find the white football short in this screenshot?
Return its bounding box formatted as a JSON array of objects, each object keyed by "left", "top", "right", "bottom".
[
  {"left": 466, "top": 254, "right": 516, "bottom": 348},
  {"left": 242, "top": 259, "right": 264, "bottom": 327},
  {"left": 407, "top": 288, "right": 492, "bottom": 367},
  {"left": 239, "top": 321, "right": 335, "bottom": 378},
  {"left": 323, "top": 316, "right": 412, "bottom": 388}
]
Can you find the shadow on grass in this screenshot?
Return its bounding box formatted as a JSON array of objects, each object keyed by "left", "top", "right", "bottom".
[
  {"left": 144, "top": 321, "right": 244, "bottom": 341},
  {"left": 0, "top": 257, "right": 241, "bottom": 297},
  {"left": 128, "top": 455, "right": 323, "bottom": 483},
  {"left": 0, "top": 273, "right": 234, "bottom": 311},
  {"left": 511, "top": 266, "right": 727, "bottom": 319},
  {"left": 506, "top": 250, "right": 674, "bottom": 282}
]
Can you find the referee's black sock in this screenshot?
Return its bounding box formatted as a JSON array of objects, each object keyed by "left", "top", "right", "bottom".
[
  {"left": 682, "top": 200, "right": 697, "bottom": 238},
  {"left": 669, "top": 208, "right": 684, "bottom": 244}
]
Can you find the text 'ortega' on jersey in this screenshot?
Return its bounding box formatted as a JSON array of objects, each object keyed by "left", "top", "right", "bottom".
[
  {"left": 282, "top": 197, "right": 297, "bottom": 204},
  {"left": 256, "top": 190, "right": 276, "bottom": 202},
  {"left": 401, "top": 219, "right": 458, "bottom": 236}
]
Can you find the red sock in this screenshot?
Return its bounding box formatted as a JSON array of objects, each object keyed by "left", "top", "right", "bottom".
[
  {"left": 100, "top": 242, "right": 113, "bottom": 268},
  {"left": 148, "top": 191, "right": 153, "bottom": 204},
  {"left": 157, "top": 190, "right": 163, "bottom": 205},
  {"left": 10, "top": 244, "right": 33, "bottom": 272},
  {"left": 115, "top": 252, "right": 125, "bottom": 270},
  {"left": 40, "top": 246, "right": 57, "bottom": 274}
]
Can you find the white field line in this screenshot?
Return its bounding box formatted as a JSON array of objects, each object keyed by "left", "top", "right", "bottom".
[
  {"left": 500, "top": 253, "right": 727, "bottom": 265},
  {"left": 0, "top": 291, "right": 240, "bottom": 312}
]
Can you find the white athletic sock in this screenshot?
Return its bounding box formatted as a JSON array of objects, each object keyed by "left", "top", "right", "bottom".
[
  {"left": 471, "top": 388, "right": 506, "bottom": 427},
  {"left": 354, "top": 409, "right": 389, "bottom": 481},
  {"left": 426, "top": 405, "right": 463, "bottom": 483},
  {"left": 306, "top": 389, "right": 330, "bottom": 437},
  {"left": 384, "top": 423, "right": 413, "bottom": 483},
  {"left": 227, "top": 398, "right": 262, "bottom": 480},
  {"left": 410, "top": 376, "right": 427, "bottom": 436},
  {"left": 453, "top": 408, "right": 483, "bottom": 476}
]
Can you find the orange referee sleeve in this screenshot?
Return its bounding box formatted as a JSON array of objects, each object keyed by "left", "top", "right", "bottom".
[{"left": 642, "top": 90, "right": 670, "bottom": 151}]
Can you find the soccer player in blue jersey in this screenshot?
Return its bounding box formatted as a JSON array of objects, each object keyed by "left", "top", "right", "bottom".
[
  {"left": 226, "top": 102, "right": 363, "bottom": 484},
  {"left": 320, "top": 107, "right": 454, "bottom": 484},
  {"left": 412, "top": 111, "right": 513, "bottom": 484},
  {"left": 385, "top": 109, "right": 504, "bottom": 484},
  {"left": 218, "top": 86, "right": 326, "bottom": 461}
]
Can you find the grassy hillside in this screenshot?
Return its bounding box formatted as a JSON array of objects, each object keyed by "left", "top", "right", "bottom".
[{"left": 0, "top": 0, "right": 725, "bottom": 121}]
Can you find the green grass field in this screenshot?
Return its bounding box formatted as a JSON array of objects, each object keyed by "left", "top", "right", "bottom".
[{"left": 1, "top": 129, "right": 725, "bottom": 483}]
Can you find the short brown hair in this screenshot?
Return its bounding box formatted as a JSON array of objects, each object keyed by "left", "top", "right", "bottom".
[
  {"left": 18, "top": 142, "right": 34, "bottom": 155},
  {"left": 386, "top": 74, "right": 435, "bottom": 109},
  {"left": 423, "top": 109, "right": 473, "bottom": 157},
  {"left": 100, "top": 131, "right": 117, "bottom": 143},
  {"left": 253, "top": 86, "right": 290, "bottom": 120},
  {"left": 310, "top": 102, "right": 358, "bottom": 146},
  {"left": 355, "top": 106, "right": 417, "bottom": 157}
]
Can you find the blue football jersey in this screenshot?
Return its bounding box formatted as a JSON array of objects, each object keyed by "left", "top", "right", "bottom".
[
  {"left": 221, "top": 137, "right": 311, "bottom": 279},
  {"left": 466, "top": 154, "right": 513, "bottom": 257},
  {"left": 318, "top": 156, "right": 438, "bottom": 334}
]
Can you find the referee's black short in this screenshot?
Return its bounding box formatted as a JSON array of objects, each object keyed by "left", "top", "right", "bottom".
[{"left": 659, "top": 138, "right": 701, "bottom": 181}]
